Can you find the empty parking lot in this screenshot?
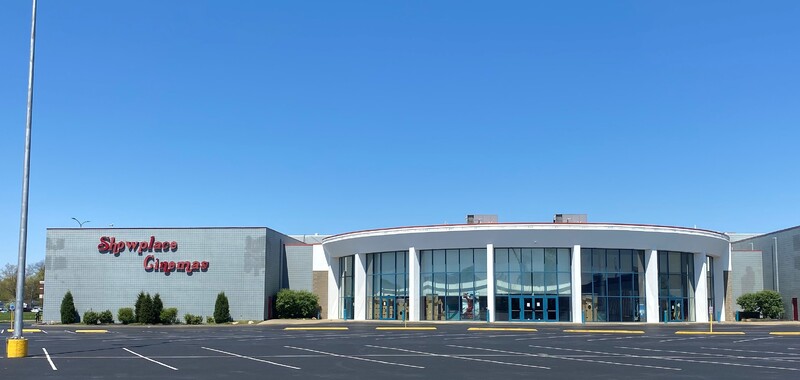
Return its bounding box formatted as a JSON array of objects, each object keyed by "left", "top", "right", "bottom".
[{"left": 3, "top": 323, "right": 800, "bottom": 379}]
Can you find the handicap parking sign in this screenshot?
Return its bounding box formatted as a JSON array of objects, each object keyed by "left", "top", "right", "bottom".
[{"left": 9, "top": 304, "right": 15, "bottom": 311}]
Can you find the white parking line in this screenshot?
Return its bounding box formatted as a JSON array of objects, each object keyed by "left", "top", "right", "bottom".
[
  {"left": 659, "top": 336, "right": 706, "bottom": 343},
  {"left": 41, "top": 330, "right": 48, "bottom": 334},
  {"left": 122, "top": 348, "right": 178, "bottom": 371},
  {"left": 528, "top": 345, "right": 681, "bottom": 371},
  {"left": 64, "top": 330, "right": 76, "bottom": 335},
  {"left": 732, "top": 337, "right": 775, "bottom": 344},
  {"left": 616, "top": 346, "right": 800, "bottom": 372},
  {"left": 42, "top": 348, "right": 57, "bottom": 371},
  {"left": 202, "top": 347, "right": 300, "bottom": 370},
  {"left": 366, "top": 344, "right": 548, "bottom": 370},
  {"left": 515, "top": 334, "right": 592, "bottom": 341},
  {"left": 587, "top": 336, "right": 638, "bottom": 342},
  {"left": 286, "top": 346, "right": 423, "bottom": 369},
  {"left": 702, "top": 346, "right": 800, "bottom": 356}
]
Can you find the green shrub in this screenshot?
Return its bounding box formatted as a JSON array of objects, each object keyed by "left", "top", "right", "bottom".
[
  {"left": 214, "top": 292, "right": 232, "bottom": 323},
  {"left": 160, "top": 308, "right": 178, "bottom": 325},
  {"left": 184, "top": 314, "right": 203, "bottom": 325},
  {"left": 99, "top": 310, "right": 114, "bottom": 324},
  {"left": 737, "top": 290, "right": 785, "bottom": 319},
  {"left": 152, "top": 294, "right": 164, "bottom": 324},
  {"left": 134, "top": 291, "right": 146, "bottom": 323},
  {"left": 83, "top": 310, "right": 100, "bottom": 325},
  {"left": 60, "top": 291, "right": 79, "bottom": 324},
  {"left": 275, "top": 289, "right": 320, "bottom": 319},
  {"left": 206, "top": 316, "right": 215, "bottom": 324},
  {"left": 118, "top": 308, "right": 135, "bottom": 325}
]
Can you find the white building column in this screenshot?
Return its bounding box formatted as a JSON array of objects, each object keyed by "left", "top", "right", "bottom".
[
  {"left": 645, "top": 249, "right": 659, "bottom": 323},
  {"left": 408, "top": 247, "right": 420, "bottom": 322},
  {"left": 326, "top": 251, "right": 340, "bottom": 320},
  {"left": 487, "top": 244, "right": 495, "bottom": 323},
  {"left": 571, "top": 245, "right": 582, "bottom": 323},
  {"left": 354, "top": 252, "right": 367, "bottom": 321},
  {"left": 694, "top": 253, "right": 709, "bottom": 323}
]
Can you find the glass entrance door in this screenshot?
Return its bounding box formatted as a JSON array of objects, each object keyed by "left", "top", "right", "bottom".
[
  {"left": 378, "top": 296, "right": 396, "bottom": 320},
  {"left": 533, "top": 296, "right": 558, "bottom": 321},
  {"left": 509, "top": 296, "right": 559, "bottom": 321},
  {"left": 668, "top": 298, "right": 684, "bottom": 321}
]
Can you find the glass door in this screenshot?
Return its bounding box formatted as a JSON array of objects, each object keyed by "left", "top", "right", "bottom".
[
  {"left": 378, "top": 296, "right": 397, "bottom": 320},
  {"left": 668, "top": 298, "right": 684, "bottom": 321}
]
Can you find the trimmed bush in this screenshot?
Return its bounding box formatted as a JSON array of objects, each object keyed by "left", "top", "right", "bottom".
[
  {"left": 737, "top": 290, "right": 784, "bottom": 319},
  {"left": 206, "top": 316, "right": 215, "bottom": 324},
  {"left": 214, "top": 292, "right": 232, "bottom": 323},
  {"left": 118, "top": 308, "right": 135, "bottom": 325},
  {"left": 184, "top": 314, "right": 203, "bottom": 325},
  {"left": 99, "top": 310, "right": 114, "bottom": 324},
  {"left": 160, "top": 308, "right": 178, "bottom": 325},
  {"left": 83, "top": 310, "right": 100, "bottom": 325},
  {"left": 275, "top": 289, "right": 319, "bottom": 319},
  {"left": 60, "top": 291, "right": 79, "bottom": 324}
]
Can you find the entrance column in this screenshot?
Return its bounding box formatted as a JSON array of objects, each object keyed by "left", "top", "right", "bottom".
[
  {"left": 327, "top": 252, "right": 340, "bottom": 320},
  {"left": 694, "top": 253, "right": 709, "bottom": 322},
  {"left": 408, "top": 247, "right": 420, "bottom": 322},
  {"left": 571, "top": 245, "right": 581, "bottom": 323},
  {"left": 487, "top": 244, "right": 495, "bottom": 322},
  {"left": 354, "top": 252, "right": 367, "bottom": 321},
  {"left": 645, "top": 249, "right": 659, "bottom": 323}
]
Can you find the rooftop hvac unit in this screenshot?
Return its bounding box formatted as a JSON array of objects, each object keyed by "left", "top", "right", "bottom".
[
  {"left": 466, "top": 214, "right": 498, "bottom": 224},
  {"left": 553, "top": 214, "right": 587, "bottom": 223}
]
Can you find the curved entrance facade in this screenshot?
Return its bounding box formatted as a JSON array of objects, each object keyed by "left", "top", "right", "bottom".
[{"left": 323, "top": 223, "right": 730, "bottom": 323}]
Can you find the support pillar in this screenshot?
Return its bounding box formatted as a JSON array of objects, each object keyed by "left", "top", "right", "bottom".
[
  {"left": 571, "top": 245, "right": 582, "bottom": 323},
  {"left": 408, "top": 247, "right": 420, "bottom": 322},
  {"left": 354, "top": 253, "right": 367, "bottom": 321},
  {"left": 694, "top": 253, "right": 709, "bottom": 323},
  {"left": 487, "top": 244, "right": 495, "bottom": 322},
  {"left": 327, "top": 251, "right": 340, "bottom": 320},
  {"left": 645, "top": 249, "right": 659, "bottom": 323}
]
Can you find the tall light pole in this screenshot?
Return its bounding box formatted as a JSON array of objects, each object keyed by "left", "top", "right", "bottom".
[
  {"left": 71, "top": 217, "right": 90, "bottom": 227},
  {"left": 8, "top": 0, "right": 37, "bottom": 359}
]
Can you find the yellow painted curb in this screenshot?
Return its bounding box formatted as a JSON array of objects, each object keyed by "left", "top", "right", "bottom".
[
  {"left": 375, "top": 327, "right": 437, "bottom": 331},
  {"left": 468, "top": 327, "right": 538, "bottom": 332},
  {"left": 675, "top": 331, "right": 745, "bottom": 335},
  {"left": 769, "top": 332, "right": 800, "bottom": 336},
  {"left": 6, "top": 329, "right": 42, "bottom": 333},
  {"left": 6, "top": 338, "right": 27, "bottom": 358},
  {"left": 283, "top": 327, "right": 349, "bottom": 331},
  {"left": 75, "top": 329, "right": 109, "bottom": 333},
  {"left": 564, "top": 329, "right": 645, "bottom": 334}
]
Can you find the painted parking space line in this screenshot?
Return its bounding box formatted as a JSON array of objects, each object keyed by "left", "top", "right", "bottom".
[
  {"left": 64, "top": 330, "right": 76, "bottom": 334},
  {"left": 7, "top": 329, "right": 42, "bottom": 333},
  {"left": 468, "top": 327, "right": 538, "bottom": 332},
  {"left": 770, "top": 332, "right": 800, "bottom": 336},
  {"left": 283, "top": 327, "right": 349, "bottom": 331},
  {"left": 732, "top": 337, "right": 775, "bottom": 344},
  {"left": 202, "top": 347, "right": 301, "bottom": 370},
  {"left": 516, "top": 334, "right": 593, "bottom": 341},
  {"left": 659, "top": 336, "right": 707, "bottom": 343},
  {"left": 286, "top": 345, "right": 423, "bottom": 369},
  {"left": 564, "top": 329, "right": 644, "bottom": 334},
  {"left": 587, "top": 336, "right": 639, "bottom": 342},
  {"left": 445, "top": 345, "right": 552, "bottom": 369},
  {"left": 123, "top": 348, "right": 178, "bottom": 371},
  {"left": 42, "top": 348, "right": 57, "bottom": 371},
  {"left": 375, "top": 327, "right": 437, "bottom": 331},
  {"left": 366, "top": 344, "right": 549, "bottom": 370},
  {"left": 675, "top": 331, "right": 745, "bottom": 335},
  {"left": 528, "top": 345, "right": 681, "bottom": 371},
  {"left": 701, "top": 346, "right": 800, "bottom": 356},
  {"left": 615, "top": 346, "right": 800, "bottom": 372},
  {"left": 75, "top": 329, "right": 109, "bottom": 333}
]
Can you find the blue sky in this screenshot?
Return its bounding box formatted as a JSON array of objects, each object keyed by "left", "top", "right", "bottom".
[{"left": 2, "top": 1, "right": 799, "bottom": 267}]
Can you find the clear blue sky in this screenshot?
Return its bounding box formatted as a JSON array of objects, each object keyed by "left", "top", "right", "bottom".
[{"left": 2, "top": 1, "right": 799, "bottom": 267}]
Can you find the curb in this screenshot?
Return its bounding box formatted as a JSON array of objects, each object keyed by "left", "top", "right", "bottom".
[{"left": 674, "top": 331, "right": 745, "bottom": 335}]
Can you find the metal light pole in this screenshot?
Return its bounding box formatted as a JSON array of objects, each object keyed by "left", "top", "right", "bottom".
[
  {"left": 8, "top": 0, "right": 37, "bottom": 359},
  {"left": 71, "top": 217, "right": 90, "bottom": 227}
]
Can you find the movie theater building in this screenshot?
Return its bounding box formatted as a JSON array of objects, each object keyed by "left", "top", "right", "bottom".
[
  {"left": 43, "top": 222, "right": 732, "bottom": 324},
  {"left": 323, "top": 223, "right": 732, "bottom": 323},
  {"left": 42, "top": 227, "right": 314, "bottom": 323}
]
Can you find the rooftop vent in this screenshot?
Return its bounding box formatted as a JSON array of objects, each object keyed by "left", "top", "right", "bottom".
[
  {"left": 553, "top": 214, "right": 587, "bottom": 223},
  {"left": 466, "top": 214, "right": 498, "bottom": 224}
]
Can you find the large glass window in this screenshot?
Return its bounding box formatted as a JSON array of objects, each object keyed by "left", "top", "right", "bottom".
[
  {"left": 494, "top": 248, "right": 571, "bottom": 322},
  {"left": 658, "top": 251, "right": 695, "bottom": 322},
  {"left": 367, "top": 251, "right": 409, "bottom": 320},
  {"left": 338, "top": 256, "right": 354, "bottom": 319},
  {"left": 420, "top": 248, "right": 487, "bottom": 321},
  {"left": 581, "top": 249, "right": 645, "bottom": 322}
]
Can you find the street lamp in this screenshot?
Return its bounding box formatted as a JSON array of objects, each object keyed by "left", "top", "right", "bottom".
[{"left": 71, "top": 217, "right": 90, "bottom": 227}]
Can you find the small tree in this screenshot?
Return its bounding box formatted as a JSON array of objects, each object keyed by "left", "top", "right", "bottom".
[
  {"left": 139, "top": 293, "right": 154, "bottom": 324},
  {"left": 737, "top": 290, "right": 785, "bottom": 319},
  {"left": 118, "top": 308, "right": 135, "bottom": 325},
  {"left": 60, "top": 291, "right": 79, "bottom": 324},
  {"left": 214, "top": 292, "right": 232, "bottom": 323},
  {"left": 134, "top": 291, "right": 146, "bottom": 323},
  {"left": 275, "top": 289, "right": 319, "bottom": 319},
  {"left": 152, "top": 294, "right": 164, "bottom": 324}
]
